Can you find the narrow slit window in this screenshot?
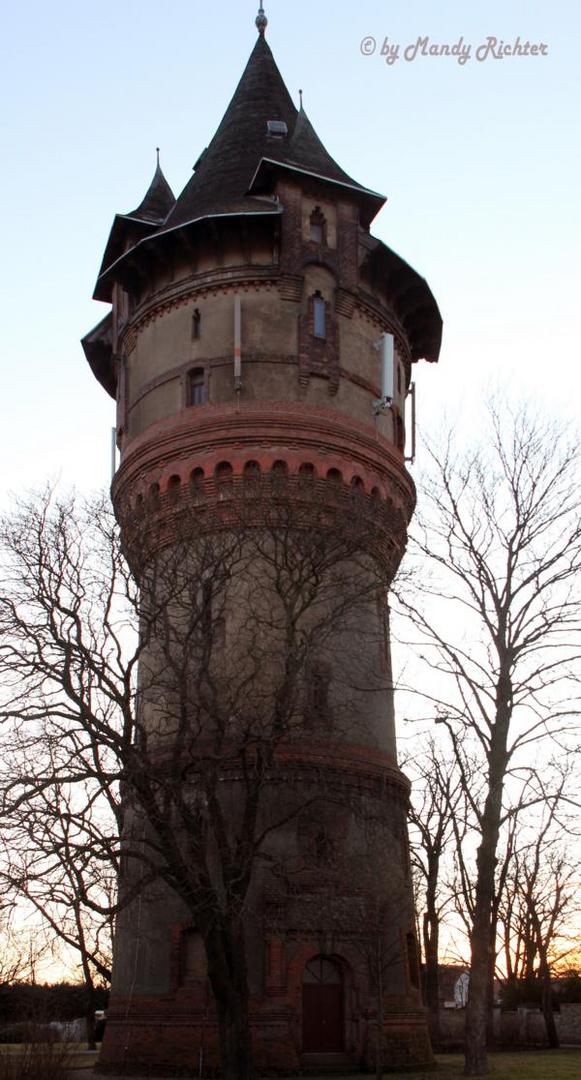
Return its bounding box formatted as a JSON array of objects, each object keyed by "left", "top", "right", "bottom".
[
  {"left": 313, "top": 295, "right": 326, "bottom": 340},
  {"left": 191, "top": 308, "right": 201, "bottom": 340}
]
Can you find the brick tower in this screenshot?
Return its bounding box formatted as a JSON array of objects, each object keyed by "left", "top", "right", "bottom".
[{"left": 83, "top": 9, "right": 441, "bottom": 1075}]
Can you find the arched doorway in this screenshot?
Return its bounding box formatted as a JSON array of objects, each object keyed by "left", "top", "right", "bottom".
[{"left": 302, "top": 955, "right": 344, "bottom": 1052}]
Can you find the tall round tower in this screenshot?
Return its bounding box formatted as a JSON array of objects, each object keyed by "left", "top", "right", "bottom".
[{"left": 83, "top": 13, "right": 441, "bottom": 1076}]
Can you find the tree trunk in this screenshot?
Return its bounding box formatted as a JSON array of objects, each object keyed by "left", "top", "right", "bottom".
[
  {"left": 205, "top": 919, "right": 253, "bottom": 1080},
  {"left": 77, "top": 927, "right": 97, "bottom": 1051},
  {"left": 464, "top": 703, "right": 509, "bottom": 1077},
  {"left": 540, "top": 958, "right": 559, "bottom": 1049},
  {"left": 485, "top": 921, "right": 497, "bottom": 1050},
  {"left": 216, "top": 993, "right": 252, "bottom": 1080},
  {"left": 423, "top": 910, "right": 440, "bottom": 1047},
  {"left": 84, "top": 982, "right": 97, "bottom": 1052},
  {"left": 465, "top": 894, "right": 491, "bottom": 1077}
]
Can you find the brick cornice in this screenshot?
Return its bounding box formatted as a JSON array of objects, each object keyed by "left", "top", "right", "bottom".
[{"left": 113, "top": 401, "right": 415, "bottom": 515}]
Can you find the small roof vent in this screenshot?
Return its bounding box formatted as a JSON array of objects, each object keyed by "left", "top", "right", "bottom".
[{"left": 266, "top": 119, "right": 288, "bottom": 138}]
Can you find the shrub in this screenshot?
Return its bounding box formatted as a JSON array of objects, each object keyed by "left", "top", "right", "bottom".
[{"left": 0, "top": 1041, "right": 70, "bottom": 1080}]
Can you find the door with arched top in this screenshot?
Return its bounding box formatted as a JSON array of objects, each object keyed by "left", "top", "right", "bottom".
[{"left": 302, "top": 955, "right": 344, "bottom": 1052}]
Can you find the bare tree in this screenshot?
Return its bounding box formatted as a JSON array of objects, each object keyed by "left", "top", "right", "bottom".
[
  {"left": 0, "top": 911, "right": 49, "bottom": 992},
  {"left": 0, "top": 772, "right": 115, "bottom": 1047},
  {"left": 405, "top": 735, "right": 468, "bottom": 1044},
  {"left": 393, "top": 402, "right": 581, "bottom": 1075},
  {"left": 0, "top": 485, "right": 393, "bottom": 1079},
  {"left": 497, "top": 781, "right": 580, "bottom": 1047}
]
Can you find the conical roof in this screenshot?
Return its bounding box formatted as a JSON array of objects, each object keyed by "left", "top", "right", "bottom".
[
  {"left": 272, "top": 104, "right": 361, "bottom": 188},
  {"left": 96, "top": 159, "right": 176, "bottom": 285},
  {"left": 165, "top": 35, "right": 295, "bottom": 227},
  {"left": 164, "top": 35, "right": 379, "bottom": 229},
  {"left": 128, "top": 158, "right": 175, "bottom": 224}
]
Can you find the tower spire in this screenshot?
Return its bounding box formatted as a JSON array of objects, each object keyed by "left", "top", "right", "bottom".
[{"left": 255, "top": 4, "right": 267, "bottom": 36}]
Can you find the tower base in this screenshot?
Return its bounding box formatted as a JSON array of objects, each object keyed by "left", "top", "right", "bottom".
[{"left": 97, "top": 996, "right": 433, "bottom": 1076}]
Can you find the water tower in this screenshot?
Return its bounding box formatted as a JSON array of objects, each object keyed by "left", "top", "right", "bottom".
[{"left": 83, "top": 8, "right": 441, "bottom": 1073}]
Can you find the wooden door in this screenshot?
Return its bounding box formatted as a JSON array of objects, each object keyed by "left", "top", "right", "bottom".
[{"left": 302, "top": 956, "right": 343, "bottom": 1052}]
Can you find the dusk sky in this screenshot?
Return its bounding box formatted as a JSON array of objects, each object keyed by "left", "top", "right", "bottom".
[{"left": 1, "top": 0, "right": 579, "bottom": 500}]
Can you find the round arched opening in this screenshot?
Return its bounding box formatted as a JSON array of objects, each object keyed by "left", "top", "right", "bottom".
[
  {"left": 298, "top": 463, "right": 316, "bottom": 487},
  {"left": 167, "top": 475, "right": 181, "bottom": 503},
  {"left": 302, "top": 955, "right": 344, "bottom": 1053},
  {"left": 243, "top": 460, "right": 261, "bottom": 491}
]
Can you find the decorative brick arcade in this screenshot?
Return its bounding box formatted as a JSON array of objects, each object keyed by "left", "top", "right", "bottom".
[{"left": 83, "top": 6, "right": 442, "bottom": 1074}]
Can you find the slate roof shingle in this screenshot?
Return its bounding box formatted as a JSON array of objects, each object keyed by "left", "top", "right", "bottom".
[
  {"left": 164, "top": 35, "right": 380, "bottom": 229},
  {"left": 129, "top": 159, "right": 176, "bottom": 224}
]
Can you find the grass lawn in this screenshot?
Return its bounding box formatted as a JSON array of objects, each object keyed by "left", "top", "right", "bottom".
[{"left": 378, "top": 1050, "right": 581, "bottom": 1079}]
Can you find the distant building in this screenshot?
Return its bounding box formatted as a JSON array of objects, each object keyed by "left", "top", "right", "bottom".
[{"left": 438, "top": 965, "right": 470, "bottom": 1009}]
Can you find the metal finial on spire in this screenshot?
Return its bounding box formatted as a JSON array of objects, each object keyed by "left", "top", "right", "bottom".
[
  {"left": 255, "top": 4, "right": 267, "bottom": 35},
  {"left": 156, "top": 147, "right": 160, "bottom": 166},
  {"left": 299, "top": 89, "right": 303, "bottom": 109}
]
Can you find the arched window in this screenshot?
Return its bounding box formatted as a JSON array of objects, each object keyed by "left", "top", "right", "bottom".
[
  {"left": 303, "top": 956, "right": 341, "bottom": 985},
  {"left": 313, "top": 293, "right": 326, "bottom": 340},
  {"left": 309, "top": 207, "right": 326, "bottom": 245},
  {"left": 298, "top": 816, "right": 338, "bottom": 868},
  {"left": 167, "top": 475, "right": 181, "bottom": 504},
  {"left": 298, "top": 462, "right": 316, "bottom": 487},
  {"left": 243, "top": 460, "right": 261, "bottom": 483},
  {"left": 190, "top": 467, "right": 205, "bottom": 500},
  {"left": 187, "top": 368, "right": 205, "bottom": 407},
  {"left": 215, "top": 461, "right": 233, "bottom": 499},
  {"left": 271, "top": 460, "right": 288, "bottom": 494}
]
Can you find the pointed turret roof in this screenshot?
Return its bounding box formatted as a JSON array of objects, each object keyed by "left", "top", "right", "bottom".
[
  {"left": 128, "top": 156, "right": 176, "bottom": 224},
  {"left": 276, "top": 104, "right": 362, "bottom": 188},
  {"left": 96, "top": 158, "right": 176, "bottom": 284},
  {"left": 164, "top": 35, "right": 296, "bottom": 228},
  {"left": 164, "top": 35, "right": 381, "bottom": 229}
]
